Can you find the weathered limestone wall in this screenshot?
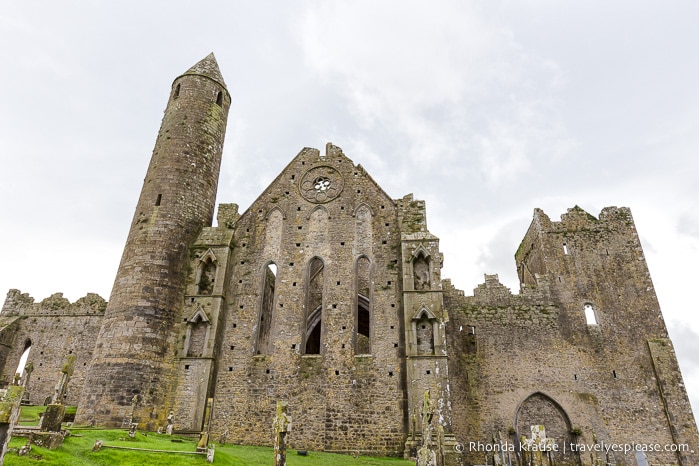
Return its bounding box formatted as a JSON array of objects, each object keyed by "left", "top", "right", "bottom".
[
  {"left": 209, "top": 145, "right": 408, "bottom": 455},
  {"left": 445, "top": 206, "right": 699, "bottom": 466},
  {"left": 169, "top": 225, "right": 235, "bottom": 432},
  {"left": 0, "top": 290, "right": 104, "bottom": 406}
]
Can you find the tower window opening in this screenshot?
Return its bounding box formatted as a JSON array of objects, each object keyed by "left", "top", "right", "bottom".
[
  {"left": 216, "top": 91, "right": 223, "bottom": 107},
  {"left": 584, "top": 303, "right": 597, "bottom": 325},
  {"left": 155, "top": 194, "right": 162, "bottom": 206},
  {"left": 174, "top": 83, "right": 180, "bottom": 98},
  {"left": 563, "top": 242, "right": 569, "bottom": 255}
]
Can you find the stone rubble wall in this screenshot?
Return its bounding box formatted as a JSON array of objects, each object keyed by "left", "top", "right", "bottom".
[{"left": 0, "top": 290, "right": 105, "bottom": 406}]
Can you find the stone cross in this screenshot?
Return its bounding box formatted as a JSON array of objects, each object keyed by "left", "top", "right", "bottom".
[
  {"left": 416, "top": 389, "right": 437, "bottom": 466},
  {"left": 166, "top": 410, "right": 174, "bottom": 435},
  {"left": 23, "top": 362, "right": 34, "bottom": 387},
  {"left": 421, "top": 389, "right": 433, "bottom": 444},
  {"left": 52, "top": 355, "right": 75, "bottom": 404},
  {"left": 520, "top": 425, "right": 556, "bottom": 466},
  {"left": 130, "top": 394, "right": 139, "bottom": 425},
  {"left": 411, "top": 408, "right": 417, "bottom": 442},
  {"left": 273, "top": 401, "right": 291, "bottom": 466}
]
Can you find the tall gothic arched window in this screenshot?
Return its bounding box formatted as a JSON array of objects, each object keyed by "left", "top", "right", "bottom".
[
  {"left": 305, "top": 258, "right": 324, "bottom": 354},
  {"left": 356, "top": 257, "right": 371, "bottom": 354},
  {"left": 256, "top": 263, "right": 277, "bottom": 355}
]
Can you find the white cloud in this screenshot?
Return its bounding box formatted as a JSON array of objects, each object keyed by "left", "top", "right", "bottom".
[{"left": 296, "top": 0, "right": 573, "bottom": 191}]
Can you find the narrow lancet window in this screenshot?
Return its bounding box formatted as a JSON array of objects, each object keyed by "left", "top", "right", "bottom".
[
  {"left": 216, "top": 91, "right": 223, "bottom": 107},
  {"left": 256, "top": 263, "right": 277, "bottom": 355},
  {"left": 356, "top": 257, "right": 371, "bottom": 354},
  {"left": 305, "top": 258, "right": 324, "bottom": 354},
  {"left": 16, "top": 339, "right": 32, "bottom": 380},
  {"left": 174, "top": 83, "right": 180, "bottom": 98},
  {"left": 584, "top": 303, "right": 597, "bottom": 325},
  {"left": 563, "top": 242, "right": 569, "bottom": 255}
]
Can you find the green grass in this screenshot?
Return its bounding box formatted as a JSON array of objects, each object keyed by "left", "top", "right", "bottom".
[
  {"left": 17, "top": 405, "right": 48, "bottom": 426},
  {"left": 5, "top": 427, "right": 412, "bottom": 465}
]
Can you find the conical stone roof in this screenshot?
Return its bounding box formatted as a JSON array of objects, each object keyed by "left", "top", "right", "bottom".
[{"left": 181, "top": 53, "right": 226, "bottom": 88}]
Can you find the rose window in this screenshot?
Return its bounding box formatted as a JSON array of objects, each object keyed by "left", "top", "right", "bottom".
[
  {"left": 314, "top": 177, "right": 331, "bottom": 192},
  {"left": 300, "top": 166, "right": 344, "bottom": 203}
]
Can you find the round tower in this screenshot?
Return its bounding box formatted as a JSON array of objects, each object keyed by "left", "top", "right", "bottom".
[{"left": 76, "top": 54, "right": 230, "bottom": 427}]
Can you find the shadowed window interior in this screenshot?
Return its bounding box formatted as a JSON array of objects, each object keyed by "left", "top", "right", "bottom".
[
  {"left": 305, "top": 258, "right": 324, "bottom": 354},
  {"left": 356, "top": 256, "right": 371, "bottom": 354},
  {"left": 256, "top": 263, "right": 277, "bottom": 354},
  {"left": 198, "top": 258, "right": 216, "bottom": 295}
]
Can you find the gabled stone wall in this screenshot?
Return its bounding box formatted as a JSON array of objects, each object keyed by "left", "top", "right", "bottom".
[{"left": 209, "top": 145, "right": 409, "bottom": 455}]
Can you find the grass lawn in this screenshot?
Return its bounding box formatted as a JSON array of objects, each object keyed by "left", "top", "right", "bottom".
[{"left": 5, "top": 406, "right": 412, "bottom": 465}]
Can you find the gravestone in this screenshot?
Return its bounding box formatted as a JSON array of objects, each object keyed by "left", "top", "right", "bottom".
[
  {"left": 0, "top": 385, "right": 25, "bottom": 463},
  {"left": 196, "top": 398, "right": 214, "bottom": 453},
  {"left": 130, "top": 395, "right": 138, "bottom": 425},
  {"left": 207, "top": 443, "right": 215, "bottom": 463},
  {"left": 273, "top": 401, "right": 291, "bottom": 466},
  {"left": 34, "top": 355, "right": 75, "bottom": 449},
  {"left": 166, "top": 410, "right": 174, "bottom": 435}
]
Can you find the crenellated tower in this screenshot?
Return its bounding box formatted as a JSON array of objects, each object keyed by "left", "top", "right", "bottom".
[
  {"left": 75, "top": 54, "right": 230, "bottom": 428},
  {"left": 514, "top": 206, "right": 699, "bottom": 465}
]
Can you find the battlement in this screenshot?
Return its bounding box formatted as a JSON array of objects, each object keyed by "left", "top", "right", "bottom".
[
  {"left": 444, "top": 273, "right": 554, "bottom": 312},
  {"left": 1, "top": 290, "right": 106, "bottom": 317},
  {"left": 533, "top": 205, "right": 635, "bottom": 233}
]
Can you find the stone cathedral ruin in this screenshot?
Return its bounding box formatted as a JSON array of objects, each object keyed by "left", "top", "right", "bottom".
[{"left": 1, "top": 54, "right": 697, "bottom": 465}]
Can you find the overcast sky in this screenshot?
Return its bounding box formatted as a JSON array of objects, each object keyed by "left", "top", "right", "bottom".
[{"left": 2, "top": 2, "right": 698, "bottom": 416}]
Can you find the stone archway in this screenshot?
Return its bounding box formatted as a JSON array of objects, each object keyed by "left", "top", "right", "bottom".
[{"left": 515, "top": 392, "right": 578, "bottom": 465}]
